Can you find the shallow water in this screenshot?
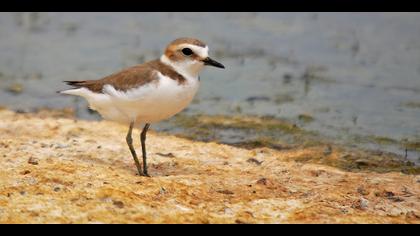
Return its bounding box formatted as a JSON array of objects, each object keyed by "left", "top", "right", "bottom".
[{"left": 0, "top": 13, "right": 419, "bottom": 163}]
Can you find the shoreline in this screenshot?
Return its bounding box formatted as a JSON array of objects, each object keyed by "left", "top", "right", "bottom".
[{"left": 0, "top": 109, "right": 419, "bottom": 223}]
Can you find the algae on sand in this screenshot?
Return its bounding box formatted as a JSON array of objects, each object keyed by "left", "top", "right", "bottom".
[
  {"left": 164, "top": 113, "right": 420, "bottom": 175},
  {"left": 166, "top": 114, "right": 319, "bottom": 150}
]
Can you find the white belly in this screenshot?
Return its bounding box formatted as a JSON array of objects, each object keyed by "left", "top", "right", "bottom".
[{"left": 67, "top": 72, "right": 199, "bottom": 127}]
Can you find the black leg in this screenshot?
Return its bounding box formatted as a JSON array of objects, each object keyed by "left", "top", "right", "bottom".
[
  {"left": 140, "top": 123, "right": 151, "bottom": 177},
  {"left": 126, "top": 122, "right": 143, "bottom": 176}
]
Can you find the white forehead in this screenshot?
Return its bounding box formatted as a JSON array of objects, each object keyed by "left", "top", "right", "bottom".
[{"left": 177, "top": 43, "right": 209, "bottom": 58}]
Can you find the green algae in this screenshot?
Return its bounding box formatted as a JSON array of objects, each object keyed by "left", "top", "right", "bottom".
[
  {"left": 171, "top": 114, "right": 306, "bottom": 136},
  {"left": 291, "top": 149, "right": 420, "bottom": 175},
  {"left": 274, "top": 94, "right": 294, "bottom": 105},
  {"left": 351, "top": 135, "right": 420, "bottom": 152},
  {"left": 228, "top": 136, "right": 291, "bottom": 150},
  {"left": 163, "top": 113, "right": 420, "bottom": 175},
  {"left": 298, "top": 114, "right": 315, "bottom": 123},
  {"left": 165, "top": 113, "right": 322, "bottom": 150},
  {"left": 370, "top": 136, "right": 399, "bottom": 145},
  {"left": 402, "top": 101, "right": 420, "bottom": 109},
  {"left": 402, "top": 141, "right": 420, "bottom": 151}
]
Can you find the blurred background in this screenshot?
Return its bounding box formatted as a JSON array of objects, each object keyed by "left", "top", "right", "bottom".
[{"left": 0, "top": 12, "right": 419, "bottom": 164}]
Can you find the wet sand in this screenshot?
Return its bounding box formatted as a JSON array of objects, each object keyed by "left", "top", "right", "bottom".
[{"left": 0, "top": 109, "right": 419, "bottom": 223}]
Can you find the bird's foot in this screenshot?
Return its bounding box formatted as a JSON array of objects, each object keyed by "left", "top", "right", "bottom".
[
  {"left": 135, "top": 170, "right": 150, "bottom": 177},
  {"left": 134, "top": 168, "right": 143, "bottom": 176}
]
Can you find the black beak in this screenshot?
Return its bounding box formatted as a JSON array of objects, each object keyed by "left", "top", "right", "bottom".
[{"left": 203, "top": 57, "right": 225, "bottom": 69}]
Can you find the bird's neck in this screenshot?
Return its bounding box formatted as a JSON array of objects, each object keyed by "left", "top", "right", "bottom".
[{"left": 160, "top": 55, "right": 203, "bottom": 80}]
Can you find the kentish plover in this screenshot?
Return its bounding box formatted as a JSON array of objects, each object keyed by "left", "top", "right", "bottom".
[{"left": 59, "top": 37, "right": 225, "bottom": 176}]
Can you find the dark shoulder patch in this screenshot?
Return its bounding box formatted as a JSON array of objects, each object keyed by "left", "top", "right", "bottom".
[{"left": 148, "top": 60, "right": 187, "bottom": 85}]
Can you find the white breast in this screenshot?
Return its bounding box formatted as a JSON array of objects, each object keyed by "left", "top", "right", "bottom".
[{"left": 73, "top": 71, "right": 200, "bottom": 127}]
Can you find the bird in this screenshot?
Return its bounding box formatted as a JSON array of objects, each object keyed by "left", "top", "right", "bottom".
[{"left": 59, "top": 37, "right": 225, "bottom": 177}]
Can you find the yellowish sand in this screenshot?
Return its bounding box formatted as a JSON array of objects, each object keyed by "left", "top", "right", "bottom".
[{"left": 0, "top": 109, "right": 419, "bottom": 223}]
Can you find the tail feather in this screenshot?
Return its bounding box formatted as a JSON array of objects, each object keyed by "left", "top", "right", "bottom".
[
  {"left": 60, "top": 80, "right": 102, "bottom": 95},
  {"left": 64, "top": 80, "right": 88, "bottom": 87},
  {"left": 58, "top": 80, "right": 88, "bottom": 94}
]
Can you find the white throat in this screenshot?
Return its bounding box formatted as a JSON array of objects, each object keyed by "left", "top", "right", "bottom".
[{"left": 160, "top": 55, "right": 204, "bottom": 80}]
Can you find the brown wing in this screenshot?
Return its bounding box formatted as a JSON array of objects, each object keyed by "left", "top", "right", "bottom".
[
  {"left": 64, "top": 60, "right": 186, "bottom": 93},
  {"left": 64, "top": 60, "right": 158, "bottom": 93}
]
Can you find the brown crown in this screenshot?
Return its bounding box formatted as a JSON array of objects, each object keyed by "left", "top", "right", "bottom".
[
  {"left": 164, "top": 37, "right": 207, "bottom": 62},
  {"left": 167, "top": 37, "right": 207, "bottom": 48}
]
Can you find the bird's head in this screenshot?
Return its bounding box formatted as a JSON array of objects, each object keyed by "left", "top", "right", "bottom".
[{"left": 161, "top": 37, "right": 225, "bottom": 78}]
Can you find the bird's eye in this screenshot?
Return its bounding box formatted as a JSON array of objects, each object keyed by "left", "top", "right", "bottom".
[{"left": 182, "top": 48, "right": 193, "bottom": 56}]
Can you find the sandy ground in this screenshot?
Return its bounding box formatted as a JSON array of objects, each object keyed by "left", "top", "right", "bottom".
[{"left": 0, "top": 109, "right": 419, "bottom": 223}]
